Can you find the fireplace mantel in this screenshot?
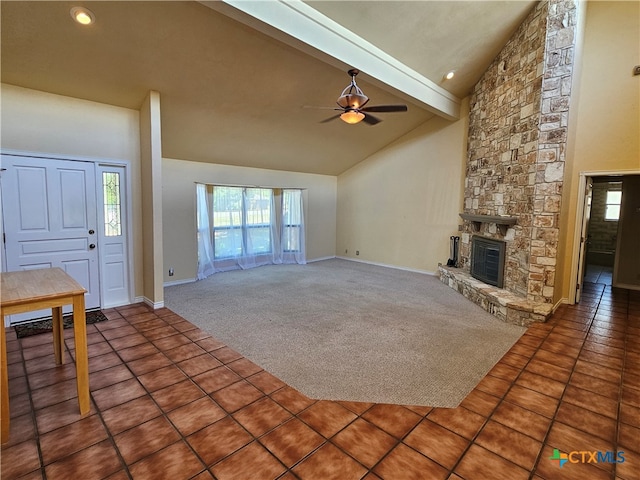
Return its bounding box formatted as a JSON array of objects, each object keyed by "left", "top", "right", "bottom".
[{"left": 459, "top": 213, "right": 517, "bottom": 235}]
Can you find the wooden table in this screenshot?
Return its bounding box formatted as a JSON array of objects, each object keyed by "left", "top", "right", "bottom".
[{"left": 1, "top": 268, "right": 90, "bottom": 444}]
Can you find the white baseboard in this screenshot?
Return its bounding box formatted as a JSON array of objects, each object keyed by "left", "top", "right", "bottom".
[
  {"left": 553, "top": 297, "right": 570, "bottom": 310},
  {"left": 164, "top": 277, "right": 197, "bottom": 287},
  {"left": 335, "top": 256, "right": 436, "bottom": 276},
  {"left": 614, "top": 282, "right": 640, "bottom": 292},
  {"left": 143, "top": 297, "right": 164, "bottom": 309},
  {"left": 101, "top": 300, "right": 136, "bottom": 309},
  {"left": 307, "top": 256, "right": 337, "bottom": 263}
]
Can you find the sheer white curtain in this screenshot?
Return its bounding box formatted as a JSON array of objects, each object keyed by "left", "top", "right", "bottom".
[
  {"left": 196, "top": 184, "right": 215, "bottom": 279},
  {"left": 281, "top": 189, "right": 306, "bottom": 264},
  {"left": 236, "top": 188, "right": 278, "bottom": 270},
  {"left": 211, "top": 186, "right": 244, "bottom": 272}
]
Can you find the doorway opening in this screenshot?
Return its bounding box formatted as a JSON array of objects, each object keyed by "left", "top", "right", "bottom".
[
  {"left": 573, "top": 172, "right": 640, "bottom": 303},
  {"left": 583, "top": 177, "right": 621, "bottom": 286}
]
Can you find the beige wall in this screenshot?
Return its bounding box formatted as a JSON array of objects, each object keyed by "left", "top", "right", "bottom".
[
  {"left": 162, "top": 158, "right": 337, "bottom": 283},
  {"left": 0, "top": 84, "right": 140, "bottom": 161},
  {"left": 0, "top": 84, "right": 144, "bottom": 299},
  {"left": 336, "top": 98, "right": 469, "bottom": 273},
  {"left": 557, "top": 1, "right": 640, "bottom": 301}
]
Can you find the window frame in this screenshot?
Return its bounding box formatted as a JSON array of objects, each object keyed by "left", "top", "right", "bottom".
[
  {"left": 211, "top": 186, "right": 274, "bottom": 259},
  {"left": 604, "top": 188, "right": 622, "bottom": 222}
]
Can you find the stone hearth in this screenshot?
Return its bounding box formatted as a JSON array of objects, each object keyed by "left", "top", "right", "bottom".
[{"left": 438, "top": 265, "right": 553, "bottom": 326}]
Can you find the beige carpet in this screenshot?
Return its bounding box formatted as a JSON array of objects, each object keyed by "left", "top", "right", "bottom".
[{"left": 165, "top": 259, "right": 526, "bottom": 407}]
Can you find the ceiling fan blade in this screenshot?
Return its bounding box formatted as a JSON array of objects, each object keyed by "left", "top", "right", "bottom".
[
  {"left": 302, "top": 105, "right": 342, "bottom": 110},
  {"left": 320, "top": 114, "right": 342, "bottom": 123},
  {"left": 362, "top": 113, "right": 382, "bottom": 125},
  {"left": 361, "top": 105, "right": 408, "bottom": 113}
]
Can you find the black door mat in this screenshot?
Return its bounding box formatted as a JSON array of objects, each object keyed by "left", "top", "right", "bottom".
[{"left": 14, "top": 310, "right": 109, "bottom": 338}]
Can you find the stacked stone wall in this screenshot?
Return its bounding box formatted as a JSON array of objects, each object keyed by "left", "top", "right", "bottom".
[{"left": 461, "top": 0, "right": 579, "bottom": 304}]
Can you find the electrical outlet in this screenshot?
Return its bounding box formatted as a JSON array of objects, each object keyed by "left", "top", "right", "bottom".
[
  {"left": 356, "top": 250, "right": 359, "bottom": 256},
  {"left": 169, "top": 268, "right": 174, "bottom": 276},
  {"left": 345, "top": 249, "right": 348, "bottom": 254}
]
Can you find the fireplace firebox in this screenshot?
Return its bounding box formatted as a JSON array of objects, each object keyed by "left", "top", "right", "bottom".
[{"left": 471, "top": 236, "right": 506, "bottom": 288}]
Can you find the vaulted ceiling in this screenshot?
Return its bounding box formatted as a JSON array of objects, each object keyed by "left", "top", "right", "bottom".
[{"left": 1, "top": 1, "right": 536, "bottom": 175}]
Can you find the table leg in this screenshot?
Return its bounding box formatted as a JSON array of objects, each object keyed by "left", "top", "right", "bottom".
[
  {"left": 52, "top": 306, "right": 64, "bottom": 365},
  {"left": 72, "top": 295, "right": 90, "bottom": 415},
  {"left": 1, "top": 311, "right": 10, "bottom": 444}
]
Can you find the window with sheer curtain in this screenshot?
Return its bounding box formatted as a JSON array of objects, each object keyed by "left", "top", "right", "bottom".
[{"left": 196, "top": 184, "right": 305, "bottom": 278}]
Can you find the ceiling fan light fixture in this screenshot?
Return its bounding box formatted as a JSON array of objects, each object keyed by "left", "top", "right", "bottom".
[
  {"left": 337, "top": 93, "right": 369, "bottom": 109},
  {"left": 70, "top": 6, "right": 95, "bottom": 25},
  {"left": 337, "top": 69, "right": 370, "bottom": 109},
  {"left": 340, "top": 110, "right": 365, "bottom": 124},
  {"left": 313, "top": 68, "right": 407, "bottom": 126}
]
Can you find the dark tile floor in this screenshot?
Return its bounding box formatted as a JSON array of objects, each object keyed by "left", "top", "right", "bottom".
[
  {"left": 1, "top": 282, "right": 639, "bottom": 479},
  {"left": 584, "top": 264, "right": 613, "bottom": 286}
]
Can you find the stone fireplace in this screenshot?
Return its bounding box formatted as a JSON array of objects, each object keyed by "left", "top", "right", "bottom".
[{"left": 438, "top": 0, "right": 580, "bottom": 326}]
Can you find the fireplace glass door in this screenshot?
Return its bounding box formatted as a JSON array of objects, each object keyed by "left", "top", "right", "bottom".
[{"left": 471, "top": 236, "right": 506, "bottom": 288}]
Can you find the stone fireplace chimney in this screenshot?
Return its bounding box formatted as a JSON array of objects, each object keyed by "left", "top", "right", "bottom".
[
  {"left": 439, "top": 0, "right": 579, "bottom": 325},
  {"left": 459, "top": 0, "right": 579, "bottom": 305}
]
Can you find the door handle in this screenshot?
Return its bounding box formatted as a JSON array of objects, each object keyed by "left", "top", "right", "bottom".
[
  {"left": 89, "top": 244, "right": 96, "bottom": 249},
  {"left": 88, "top": 229, "right": 95, "bottom": 235}
]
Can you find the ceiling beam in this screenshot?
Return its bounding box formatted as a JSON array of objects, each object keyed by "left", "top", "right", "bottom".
[{"left": 201, "top": 0, "right": 461, "bottom": 120}]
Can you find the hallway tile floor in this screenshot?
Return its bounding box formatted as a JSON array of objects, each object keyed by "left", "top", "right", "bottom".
[
  {"left": 584, "top": 264, "right": 613, "bottom": 286},
  {"left": 1, "top": 282, "right": 638, "bottom": 479}
]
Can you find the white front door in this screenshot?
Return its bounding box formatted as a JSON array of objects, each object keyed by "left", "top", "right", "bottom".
[{"left": 1, "top": 155, "right": 100, "bottom": 322}]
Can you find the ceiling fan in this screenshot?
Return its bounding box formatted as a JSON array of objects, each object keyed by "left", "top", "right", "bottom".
[{"left": 317, "top": 69, "right": 408, "bottom": 125}]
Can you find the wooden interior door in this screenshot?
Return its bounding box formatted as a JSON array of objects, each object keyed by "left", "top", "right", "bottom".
[{"left": 575, "top": 177, "right": 593, "bottom": 303}]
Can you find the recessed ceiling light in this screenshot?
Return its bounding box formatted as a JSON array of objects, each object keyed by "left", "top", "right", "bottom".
[
  {"left": 444, "top": 70, "right": 456, "bottom": 80},
  {"left": 70, "top": 6, "right": 95, "bottom": 25}
]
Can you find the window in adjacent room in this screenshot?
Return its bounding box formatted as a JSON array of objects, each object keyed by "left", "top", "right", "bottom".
[{"left": 604, "top": 184, "right": 622, "bottom": 221}]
